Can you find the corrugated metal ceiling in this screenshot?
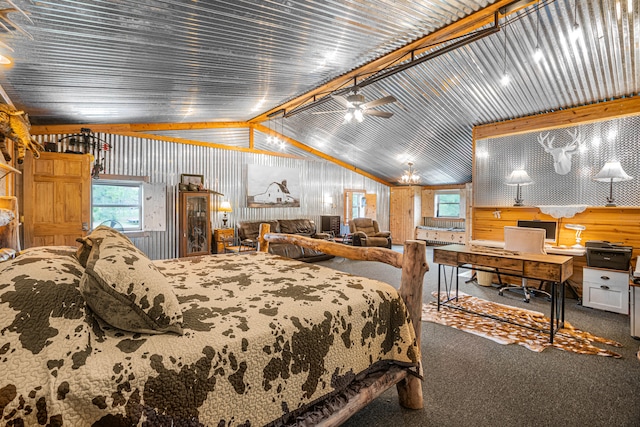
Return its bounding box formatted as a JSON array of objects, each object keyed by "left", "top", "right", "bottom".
[{"left": 0, "top": 0, "right": 638, "bottom": 185}]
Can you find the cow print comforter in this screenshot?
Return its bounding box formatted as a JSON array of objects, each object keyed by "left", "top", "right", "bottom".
[{"left": 0, "top": 246, "right": 419, "bottom": 426}]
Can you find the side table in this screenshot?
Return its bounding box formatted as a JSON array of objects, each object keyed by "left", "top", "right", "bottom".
[{"left": 213, "top": 228, "right": 234, "bottom": 254}]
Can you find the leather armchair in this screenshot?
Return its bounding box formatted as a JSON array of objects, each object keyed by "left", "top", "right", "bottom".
[{"left": 349, "top": 218, "right": 392, "bottom": 248}]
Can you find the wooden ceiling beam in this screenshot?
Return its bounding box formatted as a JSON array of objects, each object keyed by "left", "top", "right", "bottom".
[
  {"left": 30, "top": 121, "right": 251, "bottom": 135},
  {"left": 253, "top": 123, "right": 393, "bottom": 187},
  {"left": 248, "top": 0, "right": 537, "bottom": 123},
  {"left": 474, "top": 96, "right": 640, "bottom": 140},
  {"left": 109, "top": 130, "right": 305, "bottom": 160}
]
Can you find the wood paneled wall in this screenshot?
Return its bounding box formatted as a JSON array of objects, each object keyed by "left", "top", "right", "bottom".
[
  {"left": 472, "top": 98, "right": 640, "bottom": 292},
  {"left": 473, "top": 206, "right": 640, "bottom": 258}
]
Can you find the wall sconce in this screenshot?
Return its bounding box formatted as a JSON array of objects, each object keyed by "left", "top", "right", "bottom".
[
  {"left": 564, "top": 223, "right": 586, "bottom": 248},
  {"left": 593, "top": 161, "right": 633, "bottom": 207},
  {"left": 505, "top": 169, "right": 533, "bottom": 206},
  {"left": 218, "top": 201, "right": 232, "bottom": 227}
]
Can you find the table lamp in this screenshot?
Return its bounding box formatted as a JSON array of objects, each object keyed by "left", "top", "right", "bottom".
[
  {"left": 505, "top": 169, "right": 533, "bottom": 206},
  {"left": 219, "top": 201, "right": 232, "bottom": 227},
  {"left": 593, "top": 161, "right": 633, "bottom": 207},
  {"left": 564, "top": 223, "right": 586, "bottom": 248}
]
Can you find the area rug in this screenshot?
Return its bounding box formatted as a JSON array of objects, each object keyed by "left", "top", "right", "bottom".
[{"left": 422, "top": 292, "right": 623, "bottom": 357}]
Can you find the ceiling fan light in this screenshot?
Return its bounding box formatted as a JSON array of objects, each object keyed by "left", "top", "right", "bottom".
[
  {"left": 344, "top": 110, "right": 354, "bottom": 122},
  {"left": 354, "top": 109, "right": 364, "bottom": 122}
]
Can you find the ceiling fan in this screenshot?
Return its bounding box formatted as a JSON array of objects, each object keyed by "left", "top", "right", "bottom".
[{"left": 312, "top": 89, "right": 397, "bottom": 122}]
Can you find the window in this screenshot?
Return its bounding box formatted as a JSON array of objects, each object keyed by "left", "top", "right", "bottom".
[
  {"left": 343, "top": 189, "right": 366, "bottom": 225},
  {"left": 92, "top": 180, "right": 143, "bottom": 231},
  {"left": 435, "top": 191, "right": 460, "bottom": 218}
]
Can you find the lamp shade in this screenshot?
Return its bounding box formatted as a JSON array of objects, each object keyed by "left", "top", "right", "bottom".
[
  {"left": 219, "top": 201, "right": 232, "bottom": 212},
  {"left": 593, "top": 161, "right": 633, "bottom": 182},
  {"left": 505, "top": 169, "right": 533, "bottom": 186}
]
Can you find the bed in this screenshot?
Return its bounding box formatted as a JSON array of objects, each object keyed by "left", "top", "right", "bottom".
[{"left": 0, "top": 224, "right": 428, "bottom": 426}]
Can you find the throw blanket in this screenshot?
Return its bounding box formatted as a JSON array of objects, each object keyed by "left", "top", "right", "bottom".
[{"left": 0, "top": 247, "right": 419, "bottom": 426}]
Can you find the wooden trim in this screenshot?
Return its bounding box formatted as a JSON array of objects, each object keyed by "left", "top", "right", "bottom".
[
  {"left": 249, "top": 0, "right": 535, "bottom": 123},
  {"left": 30, "top": 122, "right": 392, "bottom": 184},
  {"left": 253, "top": 123, "right": 393, "bottom": 187},
  {"left": 474, "top": 96, "right": 640, "bottom": 140},
  {"left": 30, "top": 121, "right": 251, "bottom": 135},
  {"left": 113, "top": 130, "right": 305, "bottom": 160},
  {"left": 98, "top": 174, "right": 149, "bottom": 182}
]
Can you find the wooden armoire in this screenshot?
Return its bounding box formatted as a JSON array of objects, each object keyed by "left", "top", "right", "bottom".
[{"left": 389, "top": 186, "right": 422, "bottom": 245}]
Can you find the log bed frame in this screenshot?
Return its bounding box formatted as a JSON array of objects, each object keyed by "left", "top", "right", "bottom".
[{"left": 257, "top": 223, "right": 429, "bottom": 426}]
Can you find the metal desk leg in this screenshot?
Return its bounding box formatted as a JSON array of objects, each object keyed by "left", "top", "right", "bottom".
[
  {"left": 550, "top": 281, "right": 556, "bottom": 344},
  {"left": 437, "top": 264, "right": 442, "bottom": 311},
  {"left": 437, "top": 264, "right": 459, "bottom": 311},
  {"left": 560, "top": 280, "right": 565, "bottom": 329}
]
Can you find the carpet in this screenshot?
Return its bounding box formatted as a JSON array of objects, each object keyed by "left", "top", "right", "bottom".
[{"left": 422, "top": 292, "right": 623, "bottom": 357}]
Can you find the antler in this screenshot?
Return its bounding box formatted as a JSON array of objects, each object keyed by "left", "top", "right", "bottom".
[
  {"left": 565, "top": 129, "right": 584, "bottom": 152},
  {"left": 537, "top": 132, "right": 554, "bottom": 152}
]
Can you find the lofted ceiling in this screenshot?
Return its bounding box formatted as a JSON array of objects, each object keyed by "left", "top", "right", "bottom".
[{"left": 0, "top": 0, "right": 638, "bottom": 185}]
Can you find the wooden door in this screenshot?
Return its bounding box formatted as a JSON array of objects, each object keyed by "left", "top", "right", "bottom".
[
  {"left": 390, "top": 186, "right": 421, "bottom": 244},
  {"left": 23, "top": 152, "right": 91, "bottom": 248}
]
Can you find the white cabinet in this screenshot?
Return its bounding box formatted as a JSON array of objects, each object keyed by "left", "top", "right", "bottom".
[
  {"left": 415, "top": 228, "right": 466, "bottom": 244},
  {"left": 631, "top": 284, "right": 639, "bottom": 338},
  {"left": 582, "top": 267, "right": 629, "bottom": 314}
]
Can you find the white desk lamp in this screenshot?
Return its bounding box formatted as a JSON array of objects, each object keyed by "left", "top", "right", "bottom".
[{"left": 564, "top": 224, "right": 586, "bottom": 248}]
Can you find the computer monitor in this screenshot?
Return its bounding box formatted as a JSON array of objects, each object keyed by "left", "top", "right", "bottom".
[{"left": 516, "top": 220, "right": 557, "bottom": 244}]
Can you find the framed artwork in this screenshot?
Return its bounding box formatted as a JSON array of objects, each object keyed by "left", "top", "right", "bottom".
[
  {"left": 180, "top": 174, "right": 204, "bottom": 186},
  {"left": 247, "top": 165, "right": 300, "bottom": 208}
]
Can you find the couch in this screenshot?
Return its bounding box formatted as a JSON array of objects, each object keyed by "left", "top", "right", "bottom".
[
  {"left": 237, "top": 219, "right": 334, "bottom": 262},
  {"left": 349, "top": 217, "right": 392, "bottom": 248}
]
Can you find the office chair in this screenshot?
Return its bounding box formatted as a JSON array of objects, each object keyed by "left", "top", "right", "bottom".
[{"left": 498, "top": 226, "right": 552, "bottom": 303}]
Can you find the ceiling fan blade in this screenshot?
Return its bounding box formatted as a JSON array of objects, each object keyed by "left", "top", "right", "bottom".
[
  {"left": 363, "top": 110, "right": 394, "bottom": 118},
  {"left": 362, "top": 95, "right": 397, "bottom": 109},
  {"left": 310, "top": 109, "right": 347, "bottom": 115},
  {"left": 332, "top": 95, "right": 352, "bottom": 109}
]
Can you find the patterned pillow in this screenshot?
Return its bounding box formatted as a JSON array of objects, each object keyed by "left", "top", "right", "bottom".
[
  {"left": 79, "top": 227, "right": 183, "bottom": 335},
  {"left": 75, "top": 226, "right": 133, "bottom": 267}
]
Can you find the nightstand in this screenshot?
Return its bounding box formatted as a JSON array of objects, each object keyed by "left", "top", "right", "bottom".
[{"left": 213, "top": 228, "right": 234, "bottom": 254}]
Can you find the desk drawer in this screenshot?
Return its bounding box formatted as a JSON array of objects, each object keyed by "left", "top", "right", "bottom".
[
  {"left": 459, "top": 252, "right": 522, "bottom": 271},
  {"left": 582, "top": 268, "right": 628, "bottom": 314},
  {"left": 433, "top": 250, "right": 458, "bottom": 266}
]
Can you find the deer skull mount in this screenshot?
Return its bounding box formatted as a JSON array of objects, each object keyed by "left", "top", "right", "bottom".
[{"left": 537, "top": 130, "right": 584, "bottom": 175}]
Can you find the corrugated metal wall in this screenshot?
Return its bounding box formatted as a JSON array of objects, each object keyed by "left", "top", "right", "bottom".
[
  {"left": 37, "top": 133, "right": 389, "bottom": 260},
  {"left": 475, "top": 115, "right": 640, "bottom": 206}
]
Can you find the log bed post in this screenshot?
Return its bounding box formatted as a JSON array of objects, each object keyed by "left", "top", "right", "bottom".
[
  {"left": 396, "top": 239, "right": 428, "bottom": 409},
  {"left": 257, "top": 223, "right": 271, "bottom": 253},
  {"left": 257, "top": 226, "right": 429, "bottom": 417}
]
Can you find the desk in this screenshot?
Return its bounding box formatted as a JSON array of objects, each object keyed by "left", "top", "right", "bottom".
[
  {"left": 433, "top": 244, "right": 574, "bottom": 343},
  {"left": 468, "top": 239, "right": 586, "bottom": 257}
]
